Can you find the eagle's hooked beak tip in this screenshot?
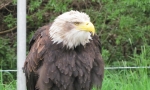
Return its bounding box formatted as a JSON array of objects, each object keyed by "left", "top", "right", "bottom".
[{"left": 76, "top": 21, "right": 95, "bottom": 35}]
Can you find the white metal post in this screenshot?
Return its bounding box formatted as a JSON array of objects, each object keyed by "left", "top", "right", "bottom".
[{"left": 17, "top": 0, "right": 26, "bottom": 90}]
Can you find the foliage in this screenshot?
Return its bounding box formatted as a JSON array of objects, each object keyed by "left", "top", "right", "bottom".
[
  {"left": 0, "top": 37, "right": 16, "bottom": 83},
  {"left": 97, "top": 0, "right": 150, "bottom": 65},
  {"left": 3, "top": 14, "right": 17, "bottom": 28}
]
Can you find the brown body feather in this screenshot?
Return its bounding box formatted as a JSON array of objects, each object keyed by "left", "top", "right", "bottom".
[{"left": 23, "top": 23, "right": 104, "bottom": 90}]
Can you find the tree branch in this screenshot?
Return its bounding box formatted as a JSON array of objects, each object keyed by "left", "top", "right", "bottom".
[
  {"left": 0, "top": 1, "right": 12, "bottom": 10},
  {"left": 0, "top": 26, "right": 17, "bottom": 34}
]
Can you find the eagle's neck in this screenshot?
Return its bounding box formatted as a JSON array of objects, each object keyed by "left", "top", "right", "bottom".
[{"left": 49, "top": 25, "right": 92, "bottom": 49}]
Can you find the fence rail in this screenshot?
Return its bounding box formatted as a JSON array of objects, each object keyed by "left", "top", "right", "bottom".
[{"left": 0, "top": 66, "right": 150, "bottom": 72}]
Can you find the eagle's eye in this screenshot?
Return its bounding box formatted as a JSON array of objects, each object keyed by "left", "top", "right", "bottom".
[{"left": 73, "top": 22, "right": 81, "bottom": 25}]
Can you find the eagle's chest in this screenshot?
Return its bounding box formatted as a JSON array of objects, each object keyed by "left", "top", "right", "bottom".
[
  {"left": 39, "top": 44, "right": 95, "bottom": 89},
  {"left": 53, "top": 49, "right": 94, "bottom": 77}
]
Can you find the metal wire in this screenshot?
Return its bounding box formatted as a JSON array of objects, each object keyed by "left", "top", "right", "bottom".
[
  {"left": 0, "top": 70, "right": 17, "bottom": 72},
  {"left": 105, "top": 66, "right": 150, "bottom": 69},
  {"left": 0, "top": 66, "right": 150, "bottom": 72}
]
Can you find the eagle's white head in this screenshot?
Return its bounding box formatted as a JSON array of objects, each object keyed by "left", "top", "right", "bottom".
[{"left": 49, "top": 10, "right": 95, "bottom": 49}]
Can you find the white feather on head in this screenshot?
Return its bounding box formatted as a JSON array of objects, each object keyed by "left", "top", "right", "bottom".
[{"left": 49, "top": 10, "right": 92, "bottom": 49}]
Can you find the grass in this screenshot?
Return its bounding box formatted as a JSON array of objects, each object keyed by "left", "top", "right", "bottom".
[
  {"left": 0, "top": 68, "right": 149, "bottom": 90},
  {"left": 101, "top": 69, "right": 150, "bottom": 90},
  {"left": 0, "top": 79, "right": 16, "bottom": 90},
  {"left": 0, "top": 71, "right": 16, "bottom": 90},
  {"left": 100, "top": 46, "right": 150, "bottom": 90}
]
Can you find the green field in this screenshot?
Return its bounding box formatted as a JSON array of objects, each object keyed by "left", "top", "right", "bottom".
[
  {"left": 102, "top": 69, "right": 150, "bottom": 90},
  {"left": 1, "top": 68, "right": 149, "bottom": 90}
]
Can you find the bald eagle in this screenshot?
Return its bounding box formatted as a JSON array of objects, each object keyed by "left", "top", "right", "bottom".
[{"left": 23, "top": 10, "right": 104, "bottom": 90}]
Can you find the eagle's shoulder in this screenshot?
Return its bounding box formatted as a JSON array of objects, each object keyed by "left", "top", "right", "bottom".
[
  {"left": 29, "top": 23, "right": 52, "bottom": 50},
  {"left": 24, "top": 23, "right": 52, "bottom": 73}
]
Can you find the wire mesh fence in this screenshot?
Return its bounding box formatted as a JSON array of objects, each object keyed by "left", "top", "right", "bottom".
[{"left": 0, "top": 66, "right": 150, "bottom": 72}]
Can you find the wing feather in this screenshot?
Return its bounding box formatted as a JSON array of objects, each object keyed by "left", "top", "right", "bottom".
[{"left": 23, "top": 24, "right": 52, "bottom": 90}]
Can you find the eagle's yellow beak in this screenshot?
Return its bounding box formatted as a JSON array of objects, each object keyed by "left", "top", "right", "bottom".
[{"left": 76, "top": 22, "right": 95, "bottom": 35}]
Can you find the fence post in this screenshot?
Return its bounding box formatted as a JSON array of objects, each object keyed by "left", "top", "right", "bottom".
[{"left": 17, "top": 0, "right": 26, "bottom": 90}]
